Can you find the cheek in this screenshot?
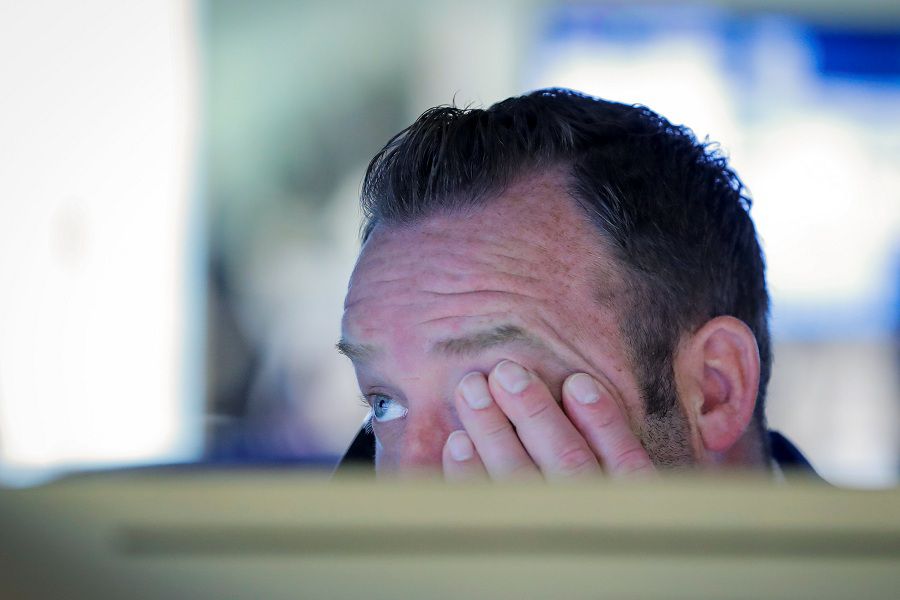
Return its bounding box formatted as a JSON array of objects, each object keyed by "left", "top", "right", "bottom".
[
  {"left": 371, "top": 382, "right": 465, "bottom": 474},
  {"left": 371, "top": 418, "right": 404, "bottom": 451},
  {"left": 373, "top": 413, "right": 456, "bottom": 474},
  {"left": 373, "top": 424, "right": 402, "bottom": 473}
]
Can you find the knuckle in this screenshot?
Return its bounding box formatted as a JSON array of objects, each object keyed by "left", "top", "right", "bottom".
[
  {"left": 505, "top": 462, "right": 540, "bottom": 481},
  {"left": 590, "top": 401, "right": 620, "bottom": 429},
  {"left": 611, "top": 445, "right": 651, "bottom": 473},
  {"left": 482, "top": 420, "right": 515, "bottom": 441},
  {"left": 554, "top": 446, "right": 597, "bottom": 476},
  {"left": 522, "top": 398, "right": 553, "bottom": 421}
]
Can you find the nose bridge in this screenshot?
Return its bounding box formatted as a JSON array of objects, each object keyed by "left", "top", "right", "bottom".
[{"left": 399, "top": 401, "right": 454, "bottom": 469}]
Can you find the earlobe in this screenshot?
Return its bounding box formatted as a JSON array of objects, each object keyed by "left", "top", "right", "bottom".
[{"left": 687, "top": 316, "right": 761, "bottom": 455}]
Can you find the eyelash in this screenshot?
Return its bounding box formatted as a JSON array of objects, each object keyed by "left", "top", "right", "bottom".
[{"left": 358, "top": 396, "right": 375, "bottom": 433}]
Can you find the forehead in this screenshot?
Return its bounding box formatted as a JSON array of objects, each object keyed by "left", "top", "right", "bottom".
[{"left": 342, "top": 171, "right": 622, "bottom": 362}]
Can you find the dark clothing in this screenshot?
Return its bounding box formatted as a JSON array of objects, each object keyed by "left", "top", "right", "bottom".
[
  {"left": 768, "top": 430, "right": 823, "bottom": 480},
  {"left": 334, "top": 426, "right": 822, "bottom": 480},
  {"left": 338, "top": 425, "right": 376, "bottom": 468}
]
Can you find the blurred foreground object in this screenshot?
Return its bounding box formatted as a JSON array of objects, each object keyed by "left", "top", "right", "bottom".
[{"left": 0, "top": 472, "right": 897, "bottom": 599}]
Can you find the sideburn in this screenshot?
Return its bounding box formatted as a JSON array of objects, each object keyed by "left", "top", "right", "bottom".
[{"left": 641, "top": 403, "right": 695, "bottom": 469}]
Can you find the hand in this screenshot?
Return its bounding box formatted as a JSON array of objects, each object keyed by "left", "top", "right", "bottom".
[{"left": 441, "top": 360, "right": 656, "bottom": 482}]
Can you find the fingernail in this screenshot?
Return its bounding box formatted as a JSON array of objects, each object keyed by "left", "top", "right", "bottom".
[
  {"left": 494, "top": 360, "right": 531, "bottom": 394},
  {"left": 447, "top": 430, "right": 474, "bottom": 461},
  {"left": 459, "top": 372, "right": 492, "bottom": 410},
  {"left": 567, "top": 373, "right": 600, "bottom": 404}
]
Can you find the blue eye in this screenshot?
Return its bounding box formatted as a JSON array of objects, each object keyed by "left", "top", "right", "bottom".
[{"left": 369, "top": 394, "right": 408, "bottom": 423}]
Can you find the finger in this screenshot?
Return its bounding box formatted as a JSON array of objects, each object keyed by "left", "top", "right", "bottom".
[
  {"left": 487, "top": 360, "right": 601, "bottom": 481},
  {"left": 562, "top": 373, "right": 656, "bottom": 478},
  {"left": 455, "top": 371, "right": 541, "bottom": 481},
  {"left": 442, "top": 430, "right": 489, "bottom": 483}
]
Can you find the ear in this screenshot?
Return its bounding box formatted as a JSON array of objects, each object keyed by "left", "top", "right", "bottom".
[{"left": 679, "top": 316, "right": 761, "bottom": 455}]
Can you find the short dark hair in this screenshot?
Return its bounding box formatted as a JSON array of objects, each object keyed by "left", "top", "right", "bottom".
[{"left": 360, "top": 88, "right": 770, "bottom": 440}]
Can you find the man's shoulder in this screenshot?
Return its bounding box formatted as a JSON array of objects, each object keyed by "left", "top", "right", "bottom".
[{"left": 768, "top": 430, "right": 823, "bottom": 481}]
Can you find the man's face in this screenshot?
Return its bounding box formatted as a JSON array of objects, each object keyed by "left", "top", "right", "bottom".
[{"left": 340, "top": 172, "right": 673, "bottom": 475}]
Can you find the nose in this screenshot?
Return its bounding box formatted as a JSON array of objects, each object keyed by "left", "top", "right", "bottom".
[{"left": 394, "top": 408, "right": 456, "bottom": 477}]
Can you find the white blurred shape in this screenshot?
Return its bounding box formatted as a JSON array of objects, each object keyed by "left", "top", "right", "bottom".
[
  {"left": 530, "top": 34, "right": 739, "bottom": 147},
  {"left": 0, "top": 0, "right": 201, "bottom": 484},
  {"left": 767, "top": 340, "right": 900, "bottom": 488},
  {"left": 748, "top": 114, "right": 900, "bottom": 306}
]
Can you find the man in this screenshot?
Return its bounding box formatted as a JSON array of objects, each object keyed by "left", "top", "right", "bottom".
[{"left": 336, "top": 88, "right": 816, "bottom": 481}]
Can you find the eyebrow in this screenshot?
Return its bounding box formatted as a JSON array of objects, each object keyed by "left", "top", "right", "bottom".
[
  {"left": 335, "top": 339, "right": 378, "bottom": 363},
  {"left": 430, "top": 324, "right": 547, "bottom": 358},
  {"left": 335, "top": 324, "right": 548, "bottom": 364}
]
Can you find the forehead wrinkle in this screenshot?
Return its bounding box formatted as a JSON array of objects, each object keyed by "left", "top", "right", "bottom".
[
  {"left": 345, "top": 274, "right": 557, "bottom": 318},
  {"left": 360, "top": 223, "right": 553, "bottom": 275},
  {"left": 366, "top": 253, "right": 544, "bottom": 289},
  {"left": 348, "top": 227, "right": 577, "bottom": 313}
]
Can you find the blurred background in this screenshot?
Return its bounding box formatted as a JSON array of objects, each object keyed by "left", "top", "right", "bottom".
[{"left": 1, "top": 0, "right": 898, "bottom": 488}]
